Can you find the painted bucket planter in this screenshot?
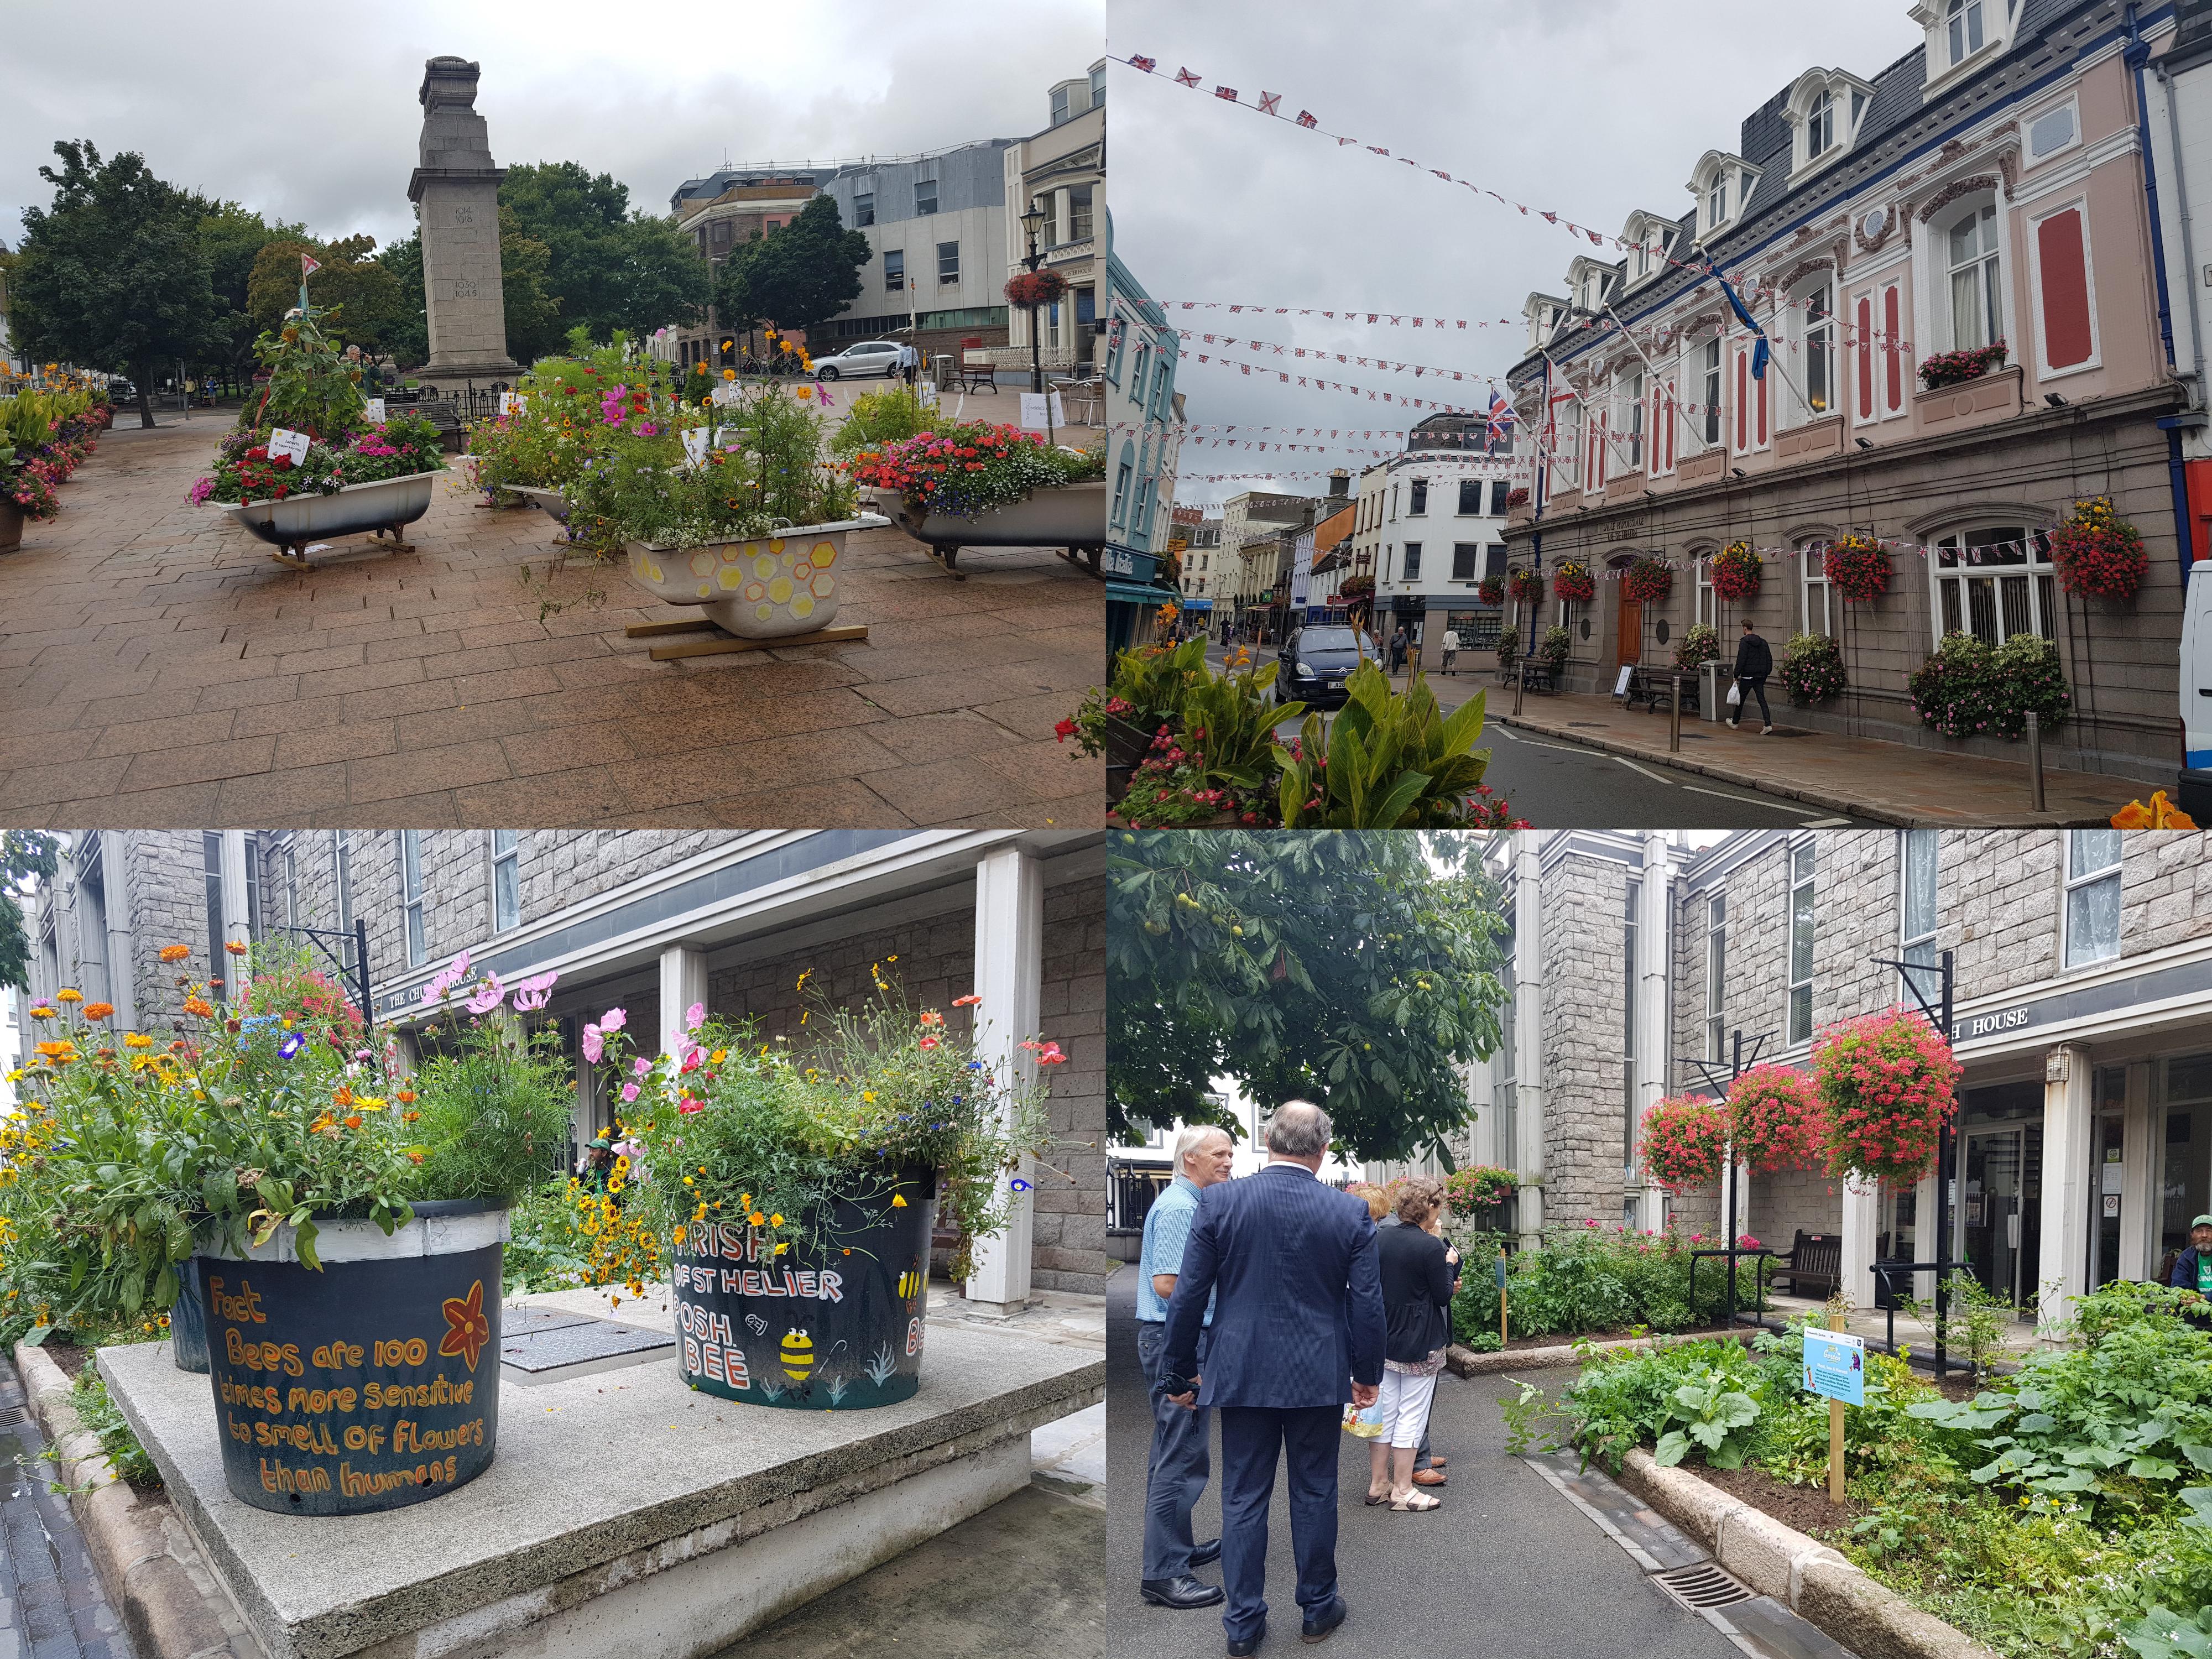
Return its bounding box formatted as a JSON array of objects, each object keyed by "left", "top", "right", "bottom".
[
  {"left": 193, "top": 1199, "right": 507, "bottom": 1516},
  {"left": 215, "top": 467, "right": 447, "bottom": 563},
  {"left": 672, "top": 1166, "right": 936, "bottom": 1410},
  {"left": 623, "top": 514, "right": 889, "bottom": 639},
  {"left": 170, "top": 1256, "right": 210, "bottom": 1374},
  {"left": 0, "top": 502, "right": 25, "bottom": 553}
]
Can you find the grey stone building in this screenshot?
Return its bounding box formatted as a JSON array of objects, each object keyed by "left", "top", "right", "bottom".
[
  {"left": 1434, "top": 828, "right": 2212, "bottom": 1329},
  {"left": 16, "top": 830, "right": 1108, "bottom": 1304}
]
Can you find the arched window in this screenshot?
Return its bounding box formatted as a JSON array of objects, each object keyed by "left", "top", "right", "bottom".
[
  {"left": 1705, "top": 172, "right": 1729, "bottom": 229},
  {"left": 1692, "top": 547, "right": 1720, "bottom": 628},
  {"left": 1807, "top": 91, "right": 1834, "bottom": 158},
  {"left": 1797, "top": 280, "right": 1836, "bottom": 419},
  {"left": 1947, "top": 203, "right": 2003, "bottom": 352},
  {"left": 1930, "top": 524, "right": 2055, "bottom": 644},
  {"left": 1948, "top": 0, "right": 1985, "bottom": 65}
]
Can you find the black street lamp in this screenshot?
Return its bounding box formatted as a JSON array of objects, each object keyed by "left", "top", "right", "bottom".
[{"left": 1019, "top": 199, "right": 1049, "bottom": 395}]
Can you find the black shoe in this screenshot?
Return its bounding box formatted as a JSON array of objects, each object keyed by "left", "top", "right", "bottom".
[
  {"left": 1301, "top": 1596, "right": 1348, "bottom": 1645},
  {"left": 1191, "top": 1537, "right": 1223, "bottom": 1567},
  {"left": 1142, "top": 1575, "right": 1225, "bottom": 1610},
  {"left": 1228, "top": 1623, "right": 1267, "bottom": 1656}
]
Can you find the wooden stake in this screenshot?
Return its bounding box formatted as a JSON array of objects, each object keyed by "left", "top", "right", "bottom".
[
  {"left": 1828, "top": 1308, "right": 1847, "bottom": 1505},
  {"left": 1499, "top": 1248, "right": 1509, "bottom": 1348}
]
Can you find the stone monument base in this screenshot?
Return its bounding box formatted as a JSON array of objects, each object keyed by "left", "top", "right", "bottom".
[
  {"left": 411, "top": 359, "right": 521, "bottom": 397},
  {"left": 99, "top": 1314, "right": 1101, "bottom": 1659}
]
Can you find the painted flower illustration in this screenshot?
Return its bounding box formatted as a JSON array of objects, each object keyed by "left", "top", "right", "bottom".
[{"left": 439, "top": 1280, "right": 492, "bottom": 1371}]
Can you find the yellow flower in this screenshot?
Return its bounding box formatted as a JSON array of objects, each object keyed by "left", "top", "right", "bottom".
[
  {"left": 28, "top": 1007, "right": 54, "bottom": 1021},
  {"left": 55, "top": 989, "right": 82, "bottom": 1004}
]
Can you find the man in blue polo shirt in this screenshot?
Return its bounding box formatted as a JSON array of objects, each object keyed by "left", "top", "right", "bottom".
[{"left": 1138, "top": 1124, "right": 1237, "bottom": 1611}]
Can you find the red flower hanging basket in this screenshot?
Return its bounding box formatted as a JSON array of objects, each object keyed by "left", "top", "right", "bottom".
[
  {"left": 1620, "top": 556, "right": 1674, "bottom": 604},
  {"left": 1822, "top": 535, "right": 1892, "bottom": 602},
  {"left": 1004, "top": 270, "right": 1070, "bottom": 309},
  {"left": 1507, "top": 567, "right": 1545, "bottom": 603},
  {"left": 1477, "top": 575, "right": 1505, "bottom": 605},
  {"left": 2048, "top": 497, "right": 2148, "bottom": 602},
  {"left": 1641, "top": 1094, "right": 1729, "bottom": 1194},
  {"left": 1812, "top": 1009, "right": 1963, "bottom": 1187},
  {"left": 1708, "top": 541, "right": 1762, "bottom": 603},
  {"left": 1725, "top": 1064, "right": 1823, "bottom": 1174},
  {"left": 1552, "top": 560, "right": 1596, "bottom": 603}
]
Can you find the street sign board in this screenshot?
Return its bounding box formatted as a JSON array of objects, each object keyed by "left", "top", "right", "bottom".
[{"left": 1803, "top": 1327, "right": 1865, "bottom": 1406}]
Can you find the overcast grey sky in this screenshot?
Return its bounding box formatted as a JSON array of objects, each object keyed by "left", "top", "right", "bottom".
[
  {"left": 2, "top": 0, "right": 1099, "bottom": 249},
  {"left": 1111, "top": 0, "right": 1929, "bottom": 507}
]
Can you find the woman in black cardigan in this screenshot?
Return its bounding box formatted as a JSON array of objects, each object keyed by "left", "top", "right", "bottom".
[{"left": 1363, "top": 1176, "right": 1461, "bottom": 1512}]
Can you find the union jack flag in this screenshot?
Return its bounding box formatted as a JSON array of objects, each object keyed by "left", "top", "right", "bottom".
[
  {"left": 1295, "top": 110, "right": 1318, "bottom": 128},
  {"left": 1214, "top": 85, "right": 1238, "bottom": 101},
  {"left": 1485, "top": 392, "right": 1518, "bottom": 447},
  {"left": 1128, "top": 54, "right": 1156, "bottom": 73}
]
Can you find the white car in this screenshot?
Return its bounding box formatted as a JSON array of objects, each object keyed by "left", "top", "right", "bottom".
[{"left": 812, "top": 341, "right": 903, "bottom": 381}]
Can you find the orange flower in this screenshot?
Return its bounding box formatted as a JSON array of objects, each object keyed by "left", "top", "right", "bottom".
[
  {"left": 182, "top": 996, "right": 215, "bottom": 1019},
  {"left": 953, "top": 994, "right": 982, "bottom": 1007},
  {"left": 224, "top": 941, "right": 248, "bottom": 956},
  {"left": 396, "top": 1089, "right": 416, "bottom": 1104},
  {"left": 333, "top": 1086, "right": 353, "bottom": 1107},
  {"left": 343, "top": 1114, "right": 362, "bottom": 1129},
  {"left": 160, "top": 945, "right": 192, "bottom": 963},
  {"left": 83, "top": 1003, "right": 114, "bottom": 1021}
]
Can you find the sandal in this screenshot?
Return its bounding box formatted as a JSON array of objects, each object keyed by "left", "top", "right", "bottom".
[
  {"left": 1390, "top": 1491, "right": 1442, "bottom": 1512},
  {"left": 1363, "top": 1490, "right": 1391, "bottom": 1506}
]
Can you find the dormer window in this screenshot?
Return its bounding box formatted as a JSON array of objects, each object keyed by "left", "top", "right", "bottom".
[
  {"left": 1947, "top": 0, "right": 1984, "bottom": 65},
  {"left": 1807, "top": 91, "right": 1833, "bottom": 158},
  {"left": 1707, "top": 175, "right": 1729, "bottom": 229}
]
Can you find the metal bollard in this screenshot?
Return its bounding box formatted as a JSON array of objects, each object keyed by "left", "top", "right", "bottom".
[
  {"left": 2026, "top": 711, "right": 2046, "bottom": 813},
  {"left": 1670, "top": 675, "right": 1683, "bottom": 753},
  {"left": 1513, "top": 666, "right": 1526, "bottom": 717}
]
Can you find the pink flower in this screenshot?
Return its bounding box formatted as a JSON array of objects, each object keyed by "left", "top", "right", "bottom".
[
  {"left": 601, "top": 1008, "right": 627, "bottom": 1034},
  {"left": 620, "top": 1082, "right": 640, "bottom": 1103},
  {"left": 582, "top": 1023, "right": 603, "bottom": 1064},
  {"left": 1036, "top": 1042, "right": 1068, "bottom": 1066},
  {"left": 633, "top": 1056, "right": 652, "bottom": 1077},
  {"left": 685, "top": 1001, "right": 705, "bottom": 1030},
  {"left": 464, "top": 974, "right": 507, "bottom": 1015},
  {"left": 511, "top": 971, "right": 559, "bottom": 1012},
  {"left": 679, "top": 1099, "right": 704, "bottom": 1115},
  {"left": 920, "top": 1035, "right": 940, "bottom": 1050}
]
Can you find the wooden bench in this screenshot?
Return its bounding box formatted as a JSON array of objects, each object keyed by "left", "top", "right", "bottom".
[
  {"left": 951, "top": 358, "right": 999, "bottom": 393},
  {"left": 1771, "top": 1230, "right": 1843, "bottom": 1301},
  {"left": 1518, "top": 659, "right": 1558, "bottom": 695},
  {"left": 416, "top": 398, "right": 467, "bottom": 452},
  {"left": 1621, "top": 665, "right": 1700, "bottom": 716}
]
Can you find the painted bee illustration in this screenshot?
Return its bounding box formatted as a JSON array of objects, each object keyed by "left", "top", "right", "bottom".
[
  {"left": 897, "top": 1267, "right": 922, "bottom": 1301},
  {"left": 780, "top": 1328, "right": 816, "bottom": 1383}
]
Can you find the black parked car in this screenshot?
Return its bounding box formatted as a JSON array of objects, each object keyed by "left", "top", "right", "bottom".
[{"left": 1275, "top": 624, "right": 1378, "bottom": 708}]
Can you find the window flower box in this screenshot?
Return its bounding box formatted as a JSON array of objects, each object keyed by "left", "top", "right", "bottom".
[
  {"left": 1914, "top": 364, "right": 2023, "bottom": 437},
  {"left": 1917, "top": 340, "right": 2008, "bottom": 390}
]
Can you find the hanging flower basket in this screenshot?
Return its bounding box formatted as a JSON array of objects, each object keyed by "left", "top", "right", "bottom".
[
  {"left": 1443, "top": 1165, "right": 1519, "bottom": 1211},
  {"left": 1552, "top": 560, "right": 1595, "bottom": 603},
  {"left": 1780, "top": 631, "right": 1848, "bottom": 704},
  {"left": 1918, "top": 341, "right": 2007, "bottom": 390},
  {"left": 1725, "top": 1064, "right": 1823, "bottom": 1174},
  {"left": 2049, "top": 496, "right": 2149, "bottom": 602},
  {"left": 1477, "top": 575, "right": 1505, "bottom": 605},
  {"left": 1507, "top": 567, "right": 1545, "bottom": 603},
  {"left": 1505, "top": 487, "right": 1530, "bottom": 509},
  {"left": 1620, "top": 555, "right": 1673, "bottom": 604},
  {"left": 1641, "top": 1094, "right": 1729, "bottom": 1193},
  {"left": 1708, "top": 541, "right": 1762, "bottom": 602},
  {"left": 1812, "top": 1009, "right": 1963, "bottom": 1187},
  {"left": 1823, "top": 535, "right": 1892, "bottom": 602},
  {"left": 1004, "top": 270, "right": 1070, "bottom": 309}
]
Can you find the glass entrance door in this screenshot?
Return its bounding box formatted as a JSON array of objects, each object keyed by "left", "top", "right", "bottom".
[{"left": 1959, "top": 1126, "right": 2028, "bottom": 1307}]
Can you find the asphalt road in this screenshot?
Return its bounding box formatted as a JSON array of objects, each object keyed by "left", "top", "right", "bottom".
[
  {"left": 1199, "top": 640, "right": 1872, "bottom": 828},
  {"left": 1105, "top": 1266, "right": 1743, "bottom": 1659}
]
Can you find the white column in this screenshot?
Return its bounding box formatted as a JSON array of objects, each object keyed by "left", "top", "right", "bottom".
[
  {"left": 2038, "top": 1042, "right": 2095, "bottom": 1335},
  {"left": 1636, "top": 835, "right": 1672, "bottom": 1228},
  {"left": 658, "top": 945, "right": 707, "bottom": 1059},
  {"left": 1913, "top": 1169, "right": 1939, "bottom": 1303},
  {"left": 964, "top": 844, "right": 1044, "bottom": 1314},
  {"left": 101, "top": 833, "right": 136, "bottom": 1034},
  {"left": 2121, "top": 1060, "right": 2156, "bottom": 1284},
  {"left": 1514, "top": 833, "right": 1544, "bottom": 1240},
  {"left": 1839, "top": 1174, "right": 1880, "bottom": 1311},
  {"left": 219, "top": 831, "right": 251, "bottom": 956}
]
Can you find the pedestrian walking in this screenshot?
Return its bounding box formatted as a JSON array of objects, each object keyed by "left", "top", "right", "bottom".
[
  {"left": 1389, "top": 625, "right": 1408, "bottom": 675},
  {"left": 898, "top": 341, "right": 919, "bottom": 385},
  {"left": 1138, "top": 1128, "right": 1237, "bottom": 1611},
  {"left": 1161, "top": 1102, "right": 1385, "bottom": 1655},
  {"left": 1364, "top": 1177, "right": 1460, "bottom": 1512},
  {"left": 1440, "top": 627, "right": 1460, "bottom": 676},
  {"left": 1727, "top": 619, "right": 1775, "bottom": 734}
]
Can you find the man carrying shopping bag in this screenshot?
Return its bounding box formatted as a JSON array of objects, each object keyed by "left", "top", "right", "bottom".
[{"left": 1727, "top": 619, "right": 1774, "bottom": 734}]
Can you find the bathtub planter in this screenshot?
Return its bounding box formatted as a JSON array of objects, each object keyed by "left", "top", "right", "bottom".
[
  {"left": 889, "top": 479, "right": 1106, "bottom": 575},
  {"left": 193, "top": 1198, "right": 506, "bottom": 1515},
  {"left": 216, "top": 467, "right": 448, "bottom": 565},
  {"left": 672, "top": 1166, "right": 936, "bottom": 1410},
  {"left": 623, "top": 514, "right": 889, "bottom": 639},
  {"left": 507, "top": 484, "right": 572, "bottom": 524}
]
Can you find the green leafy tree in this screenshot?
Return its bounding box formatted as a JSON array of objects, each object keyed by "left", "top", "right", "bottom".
[
  {"left": 244, "top": 234, "right": 403, "bottom": 356},
  {"left": 191, "top": 198, "right": 307, "bottom": 388},
  {"left": 498, "top": 161, "right": 706, "bottom": 342},
  {"left": 0, "top": 833, "right": 63, "bottom": 992},
  {"left": 1105, "top": 830, "right": 1509, "bottom": 1160},
  {"left": 374, "top": 230, "right": 429, "bottom": 368},
  {"left": 716, "top": 194, "right": 872, "bottom": 334},
  {"left": 374, "top": 211, "right": 561, "bottom": 373},
  {"left": 9, "top": 140, "right": 220, "bottom": 427}
]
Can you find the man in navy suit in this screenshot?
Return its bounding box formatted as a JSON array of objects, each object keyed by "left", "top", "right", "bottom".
[{"left": 1160, "top": 1101, "right": 1385, "bottom": 1654}]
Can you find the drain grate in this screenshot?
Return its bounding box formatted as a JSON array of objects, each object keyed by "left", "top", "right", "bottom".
[
  {"left": 0, "top": 1407, "right": 29, "bottom": 1429},
  {"left": 1652, "top": 1561, "right": 1754, "bottom": 1611}
]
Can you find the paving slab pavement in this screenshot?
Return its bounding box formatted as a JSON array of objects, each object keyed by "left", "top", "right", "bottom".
[
  {"left": 0, "top": 1357, "right": 136, "bottom": 1659},
  {"left": 0, "top": 420, "right": 1101, "bottom": 828},
  {"left": 1104, "top": 1265, "right": 1744, "bottom": 1659}
]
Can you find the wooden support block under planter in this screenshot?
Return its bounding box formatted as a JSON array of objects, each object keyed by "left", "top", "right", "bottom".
[{"left": 623, "top": 618, "right": 869, "bottom": 661}]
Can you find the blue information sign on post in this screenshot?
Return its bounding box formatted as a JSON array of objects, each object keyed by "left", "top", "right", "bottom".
[{"left": 1803, "top": 1327, "right": 1866, "bottom": 1407}]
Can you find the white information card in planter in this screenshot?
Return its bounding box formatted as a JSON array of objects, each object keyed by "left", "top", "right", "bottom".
[
  {"left": 363, "top": 399, "right": 386, "bottom": 425},
  {"left": 681, "top": 429, "right": 711, "bottom": 467},
  {"left": 499, "top": 392, "right": 526, "bottom": 415},
  {"left": 1018, "top": 392, "right": 1066, "bottom": 431},
  {"left": 267, "top": 428, "right": 310, "bottom": 465}
]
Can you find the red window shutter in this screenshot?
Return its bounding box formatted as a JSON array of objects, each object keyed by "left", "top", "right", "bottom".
[
  {"left": 1856, "top": 296, "right": 1874, "bottom": 420},
  {"left": 1665, "top": 383, "right": 1677, "bottom": 471},
  {"left": 1883, "top": 286, "right": 1902, "bottom": 413},
  {"left": 2037, "top": 207, "right": 2094, "bottom": 371}
]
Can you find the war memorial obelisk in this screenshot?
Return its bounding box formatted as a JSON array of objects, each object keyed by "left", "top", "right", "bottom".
[{"left": 406, "top": 56, "right": 519, "bottom": 390}]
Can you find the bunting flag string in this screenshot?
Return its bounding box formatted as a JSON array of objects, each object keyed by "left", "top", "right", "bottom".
[
  {"left": 1113, "top": 53, "right": 1916, "bottom": 353},
  {"left": 1166, "top": 300, "right": 1521, "bottom": 333},
  {"left": 1542, "top": 534, "right": 2054, "bottom": 569},
  {"left": 1177, "top": 346, "right": 1484, "bottom": 414}
]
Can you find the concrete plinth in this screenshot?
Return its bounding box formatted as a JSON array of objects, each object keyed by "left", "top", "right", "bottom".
[
  {"left": 100, "top": 1317, "right": 1101, "bottom": 1659},
  {"left": 408, "top": 56, "right": 519, "bottom": 385}
]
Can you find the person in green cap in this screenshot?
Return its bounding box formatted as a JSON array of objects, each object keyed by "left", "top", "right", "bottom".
[
  {"left": 577, "top": 1131, "right": 616, "bottom": 1198},
  {"left": 2169, "top": 1215, "right": 2212, "bottom": 1297}
]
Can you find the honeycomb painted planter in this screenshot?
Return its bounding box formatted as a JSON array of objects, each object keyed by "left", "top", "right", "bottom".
[{"left": 624, "top": 515, "right": 890, "bottom": 639}]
